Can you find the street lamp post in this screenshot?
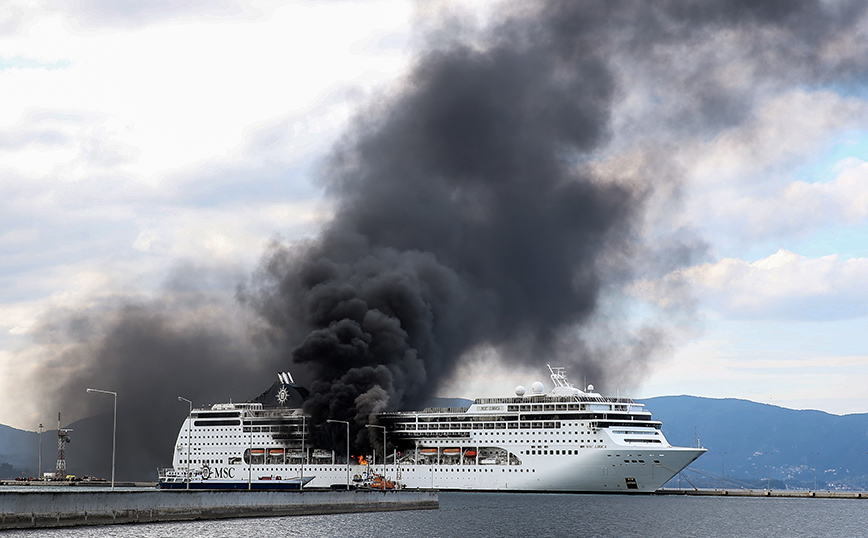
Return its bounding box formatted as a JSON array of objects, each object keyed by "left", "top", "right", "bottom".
[
  {"left": 178, "top": 397, "right": 192, "bottom": 490},
  {"left": 366, "top": 424, "right": 387, "bottom": 485},
  {"left": 247, "top": 413, "right": 253, "bottom": 490},
  {"left": 300, "top": 415, "right": 306, "bottom": 490},
  {"left": 327, "top": 420, "right": 350, "bottom": 490},
  {"left": 86, "top": 388, "right": 117, "bottom": 491},
  {"left": 38, "top": 423, "right": 43, "bottom": 480}
]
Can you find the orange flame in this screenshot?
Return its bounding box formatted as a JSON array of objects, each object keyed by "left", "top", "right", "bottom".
[{"left": 353, "top": 455, "right": 369, "bottom": 465}]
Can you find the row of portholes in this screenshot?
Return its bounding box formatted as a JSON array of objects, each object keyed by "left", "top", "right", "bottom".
[
  {"left": 433, "top": 468, "right": 493, "bottom": 472},
  {"left": 523, "top": 449, "right": 584, "bottom": 456},
  {"left": 429, "top": 467, "right": 535, "bottom": 473}
]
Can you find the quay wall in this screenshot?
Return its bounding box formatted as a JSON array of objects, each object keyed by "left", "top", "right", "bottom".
[
  {"left": 656, "top": 488, "right": 868, "bottom": 499},
  {"left": 0, "top": 489, "right": 439, "bottom": 530}
]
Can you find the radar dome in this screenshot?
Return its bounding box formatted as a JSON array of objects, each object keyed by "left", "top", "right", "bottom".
[
  {"left": 515, "top": 385, "right": 526, "bottom": 397},
  {"left": 587, "top": 384, "right": 594, "bottom": 392},
  {"left": 531, "top": 381, "right": 544, "bottom": 394}
]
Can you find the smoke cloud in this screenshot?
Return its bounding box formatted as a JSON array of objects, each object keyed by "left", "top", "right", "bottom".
[
  {"left": 243, "top": 44, "right": 640, "bottom": 443},
  {"left": 16, "top": 0, "right": 868, "bottom": 472}
]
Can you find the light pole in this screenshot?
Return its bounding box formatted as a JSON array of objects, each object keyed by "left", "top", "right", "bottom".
[
  {"left": 366, "top": 424, "right": 387, "bottom": 484},
  {"left": 178, "top": 397, "right": 192, "bottom": 490},
  {"left": 86, "top": 388, "right": 117, "bottom": 491},
  {"left": 720, "top": 451, "right": 726, "bottom": 491},
  {"left": 247, "top": 413, "right": 253, "bottom": 490},
  {"left": 300, "top": 415, "right": 305, "bottom": 489},
  {"left": 327, "top": 420, "right": 350, "bottom": 490},
  {"left": 38, "top": 423, "right": 43, "bottom": 480}
]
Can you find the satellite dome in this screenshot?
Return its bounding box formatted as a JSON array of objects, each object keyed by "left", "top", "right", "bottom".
[
  {"left": 531, "top": 381, "right": 544, "bottom": 394},
  {"left": 587, "top": 384, "right": 594, "bottom": 392},
  {"left": 515, "top": 385, "right": 526, "bottom": 397}
]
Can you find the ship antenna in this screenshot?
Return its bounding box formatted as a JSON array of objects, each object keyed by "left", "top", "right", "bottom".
[{"left": 547, "top": 364, "right": 572, "bottom": 388}]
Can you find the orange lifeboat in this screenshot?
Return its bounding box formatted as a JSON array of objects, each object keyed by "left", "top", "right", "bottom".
[
  {"left": 442, "top": 448, "right": 460, "bottom": 455},
  {"left": 369, "top": 475, "right": 398, "bottom": 490},
  {"left": 464, "top": 450, "right": 477, "bottom": 458},
  {"left": 420, "top": 448, "right": 438, "bottom": 455}
]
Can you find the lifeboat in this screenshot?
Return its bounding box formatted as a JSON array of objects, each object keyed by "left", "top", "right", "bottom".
[
  {"left": 442, "top": 448, "right": 460, "bottom": 455},
  {"left": 464, "top": 450, "right": 477, "bottom": 458},
  {"left": 368, "top": 475, "right": 398, "bottom": 490},
  {"left": 269, "top": 449, "right": 284, "bottom": 455},
  {"left": 420, "top": 448, "right": 438, "bottom": 455},
  {"left": 251, "top": 449, "right": 265, "bottom": 455}
]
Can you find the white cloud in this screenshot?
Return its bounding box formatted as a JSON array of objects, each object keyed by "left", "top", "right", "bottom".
[
  {"left": 0, "top": 0, "right": 412, "bottom": 311},
  {"left": 1, "top": 1, "right": 412, "bottom": 181},
  {"left": 675, "top": 90, "right": 868, "bottom": 247},
  {"left": 48, "top": 0, "right": 257, "bottom": 29},
  {"left": 0, "top": 228, "right": 40, "bottom": 247},
  {"left": 637, "top": 249, "right": 868, "bottom": 321},
  {"left": 688, "top": 90, "right": 867, "bottom": 185},
  {"left": 0, "top": 1, "right": 34, "bottom": 36}
]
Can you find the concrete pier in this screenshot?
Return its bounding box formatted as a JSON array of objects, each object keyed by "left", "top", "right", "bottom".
[
  {"left": 0, "top": 489, "right": 439, "bottom": 530},
  {"left": 656, "top": 488, "right": 868, "bottom": 499}
]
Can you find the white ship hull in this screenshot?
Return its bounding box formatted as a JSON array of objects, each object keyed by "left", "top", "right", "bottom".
[
  {"left": 160, "top": 368, "right": 705, "bottom": 493},
  {"left": 297, "top": 446, "right": 703, "bottom": 492}
]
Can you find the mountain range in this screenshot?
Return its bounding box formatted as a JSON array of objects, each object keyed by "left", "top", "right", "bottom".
[
  {"left": 2, "top": 395, "right": 866, "bottom": 490},
  {"left": 644, "top": 396, "right": 868, "bottom": 490}
]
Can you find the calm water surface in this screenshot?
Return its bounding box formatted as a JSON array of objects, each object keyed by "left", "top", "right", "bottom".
[{"left": 5, "top": 492, "right": 867, "bottom": 537}]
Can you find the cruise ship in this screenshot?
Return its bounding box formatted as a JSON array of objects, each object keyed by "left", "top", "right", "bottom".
[{"left": 159, "top": 366, "right": 705, "bottom": 492}]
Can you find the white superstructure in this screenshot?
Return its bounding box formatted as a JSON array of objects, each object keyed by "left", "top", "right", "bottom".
[{"left": 160, "top": 366, "right": 705, "bottom": 492}]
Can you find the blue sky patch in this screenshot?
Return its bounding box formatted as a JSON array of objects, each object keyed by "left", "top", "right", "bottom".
[
  {"left": 0, "top": 55, "right": 71, "bottom": 71},
  {"left": 793, "top": 130, "right": 868, "bottom": 184}
]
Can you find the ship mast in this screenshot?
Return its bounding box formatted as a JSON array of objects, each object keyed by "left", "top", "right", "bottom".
[{"left": 547, "top": 364, "right": 572, "bottom": 388}]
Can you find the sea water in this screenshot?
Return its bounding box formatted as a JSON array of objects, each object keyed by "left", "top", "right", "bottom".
[{"left": 4, "top": 492, "right": 867, "bottom": 537}]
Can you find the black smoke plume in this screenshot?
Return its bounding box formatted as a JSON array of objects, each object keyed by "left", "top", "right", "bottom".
[{"left": 243, "top": 42, "right": 640, "bottom": 448}]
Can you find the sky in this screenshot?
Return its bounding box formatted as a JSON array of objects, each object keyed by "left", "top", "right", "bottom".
[{"left": 2, "top": 0, "right": 868, "bottom": 432}]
